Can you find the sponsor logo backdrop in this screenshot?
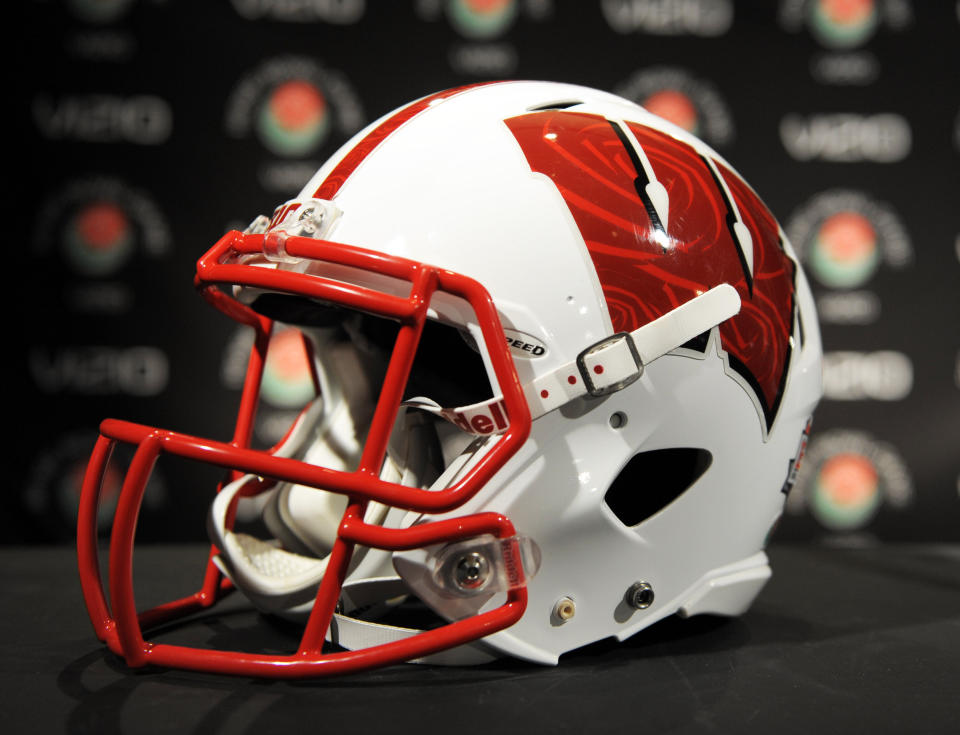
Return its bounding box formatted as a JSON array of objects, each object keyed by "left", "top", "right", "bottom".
[{"left": 11, "top": 0, "right": 958, "bottom": 544}]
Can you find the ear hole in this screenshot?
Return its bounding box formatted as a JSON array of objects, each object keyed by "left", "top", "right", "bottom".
[{"left": 604, "top": 448, "right": 712, "bottom": 527}]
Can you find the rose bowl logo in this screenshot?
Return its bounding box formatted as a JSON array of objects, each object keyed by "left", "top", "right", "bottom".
[
  {"left": 23, "top": 432, "right": 167, "bottom": 540},
  {"left": 615, "top": 67, "right": 734, "bottom": 147},
  {"left": 446, "top": 0, "right": 519, "bottom": 39},
  {"left": 257, "top": 79, "right": 332, "bottom": 157},
  {"left": 36, "top": 177, "right": 171, "bottom": 275},
  {"left": 222, "top": 326, "right": 318, "bottom": 444},
  {"left": 63, "top": 199, "right": 135, "bottom": 277},
  {"left": 778, "top": 0, "right": 913, "bottom": 51},
  {"left": 226, "top": 57, "right": 365, "bottom": 161},
  {"left": 786, "top": 189, "right": 911, "bottom": 290},
  {"left": 810, "top": 451, "right": 881, "bottom": 530},
  {"left": 807, "top": 0, "right": 879, "bottom": 49},
  {"left": 641, "top": 89, "right": 699, "bottom": 134},
  {"left": 34, "top": 177, "right": 171, "bottom": 313},
  {"left": 261, "top": 327, "right": 317, "bottom": 409},
  {"left": 788, "top": 428, "right": 913, "bottom": 534},
  {"left": 809, "top": 210, "right": 879, "bottom": 288}
]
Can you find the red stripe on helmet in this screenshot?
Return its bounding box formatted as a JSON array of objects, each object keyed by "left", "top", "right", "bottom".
[{"left": 313, "top": 83, "right": 501, "bottom": 201}]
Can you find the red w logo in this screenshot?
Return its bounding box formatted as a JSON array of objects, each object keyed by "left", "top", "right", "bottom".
[{"left": 505, "top": 110, "right": 796, "bottom": 433}]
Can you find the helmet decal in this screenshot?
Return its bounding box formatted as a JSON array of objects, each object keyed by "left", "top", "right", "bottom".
[
  {"left": 504, "top": 110, "right": 796, "bottom": 432},
  {"left": 312, "top": 82, "right": 499, "bottom": 201}
]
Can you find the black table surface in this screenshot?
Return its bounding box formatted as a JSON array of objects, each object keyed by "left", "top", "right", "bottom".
[{"left": 1, "top": 543, "right": 958, "bottom": 734}]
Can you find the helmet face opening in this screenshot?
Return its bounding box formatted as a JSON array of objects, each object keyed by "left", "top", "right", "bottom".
[
  {"left": 77, "top": 80, "right": 821, "bottom": 678},
  {"left": 78, "top": 229, "right": 535, "bottom": 677}
]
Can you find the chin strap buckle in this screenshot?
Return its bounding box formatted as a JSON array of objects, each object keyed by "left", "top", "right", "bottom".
[
  {"left": 577, "top": 332, "right": 643, "bottom": 397},
  {"left": 406, "top": 283, "right": 743, "bottom": 436}
]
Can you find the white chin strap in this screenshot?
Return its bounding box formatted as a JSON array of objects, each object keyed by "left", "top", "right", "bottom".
[
  {"left": 326, "top": 577, "right": 498, "bottom": 666},
  {"left": 407, "top": 283, "right": 742, "bottom": 435}
]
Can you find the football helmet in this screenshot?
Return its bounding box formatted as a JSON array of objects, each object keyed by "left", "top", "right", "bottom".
[{"left": 78, "top": 81, "right": 822, "bottom": 677}]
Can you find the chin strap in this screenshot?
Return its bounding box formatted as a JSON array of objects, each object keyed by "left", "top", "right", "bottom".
[
  {"left": 407, "top": 283, "right": 742, "bottom": 435},
  {"left": 326, "top": 577, "right": 498, "bottom": 666}
]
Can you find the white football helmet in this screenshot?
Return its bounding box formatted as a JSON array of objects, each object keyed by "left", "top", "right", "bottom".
[{"left": 78, "top": 81, "right": 821, "bottom": 677}]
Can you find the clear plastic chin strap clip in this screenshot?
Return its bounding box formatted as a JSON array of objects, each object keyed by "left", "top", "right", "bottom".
[
  {"left": 432, "top": 534, "right": 542, "bottom": 598},
  {"left": 244, "top": 198, "right": 343, "bottom": 263}
]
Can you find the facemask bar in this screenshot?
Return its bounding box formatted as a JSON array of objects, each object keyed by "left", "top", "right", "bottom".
[{"left": 77, "top": 230, "right": 532, "bottom": 678}]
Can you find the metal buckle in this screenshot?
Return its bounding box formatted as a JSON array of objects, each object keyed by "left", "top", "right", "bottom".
[{"left": 576, "top": 332, "right": 643, "bottom": 397}]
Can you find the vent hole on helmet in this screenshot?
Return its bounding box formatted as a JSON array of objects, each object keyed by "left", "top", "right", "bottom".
[
  {"left": 527, "top": 100, "right": 583, "bottom": 111},
  {"left": 604, "top": 448, "right": 712, "bottom": 527}
]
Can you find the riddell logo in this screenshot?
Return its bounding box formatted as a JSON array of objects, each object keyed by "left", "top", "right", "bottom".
[
  {"left": 442, "top": 398, "right": 510, "bottom": 435},
  {"left": 788, "top": 428, "right": 913, "bottom": 533},
  {"left": 616, "top": 67, "right": 734, "bottom": 147},
  {"left": 446, "top": 0, "right": 519, "bottom": 39},
  {"left": 601, "top": 0, "right": 733, "bottom": 36}
]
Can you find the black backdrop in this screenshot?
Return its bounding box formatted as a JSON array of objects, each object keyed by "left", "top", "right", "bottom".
[{"left": 10, "top": 0, "right": 959, "bottom": 545}]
